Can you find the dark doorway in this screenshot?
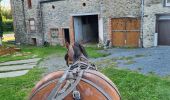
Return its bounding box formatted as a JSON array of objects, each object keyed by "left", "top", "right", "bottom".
[
  {"left": 74, "top": 15, "right": 99, "bottom": 43},
  {"left": 157, "top": 15, "right": 170, "bottom": 45},
  {"left": 31, "top": 38, "right": 37, "bottom": 45},
  {"left": 64, "top": 28, "right": 70, "bottom": 44}
]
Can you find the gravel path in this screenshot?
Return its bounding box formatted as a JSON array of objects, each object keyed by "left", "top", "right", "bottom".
[
  {"left": 39, "top": 54, "right": 67, "bottom": 75},
  {"left": 95, "top": 46, "right": 170, "bottom": 77},
  {"left": 39, "top": 46, "right": 170, "bottom": 77}
]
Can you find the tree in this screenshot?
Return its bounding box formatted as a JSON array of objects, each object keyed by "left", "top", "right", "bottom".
[
  {"left": 2, "top": 8, "right": 12, "bottom": 19},
  {"left": 0, "top": 0, "right": 3, "bottom": 46}
]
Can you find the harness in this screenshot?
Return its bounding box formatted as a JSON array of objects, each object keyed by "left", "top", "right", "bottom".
[{"left": 47, "top": 56, "right": 97, "bottom": 100}]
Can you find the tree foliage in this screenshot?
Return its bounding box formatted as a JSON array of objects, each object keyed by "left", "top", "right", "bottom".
[
  {"left": 1, "top": 7, "right": 12, "bottom": 19},
  {"left": 0, "top": 1, "right": 13, "bottom": 33},
  {"left": 0, "top": 2, "right": 3, "bottom": 36}
]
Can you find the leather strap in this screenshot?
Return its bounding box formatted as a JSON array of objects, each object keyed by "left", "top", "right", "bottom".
[{"left": 47, "top": 70, "right": 84, "bottom": 100}]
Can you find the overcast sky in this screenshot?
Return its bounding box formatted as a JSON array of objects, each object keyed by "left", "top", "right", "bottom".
[{"left": 1, "top": 0, "right": 10, "bottom": 8}]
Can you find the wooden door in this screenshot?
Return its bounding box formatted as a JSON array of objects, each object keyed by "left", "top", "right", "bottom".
[
  {"left": 126, "top": 18, "right": 140, "bottom": 47},
  {"left": 111, "top": 18, "right": 140, "bottom": 47},
  {"left": 112, "top": 18, "right": 126, "bottom": 46}
]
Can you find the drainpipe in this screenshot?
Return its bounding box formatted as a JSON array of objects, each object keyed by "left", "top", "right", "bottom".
[
  {"left": 39, "top": 2, "right": 45, "bottom": 45},
  {"left": 21, "top": 0, "right": 26, "bottom": 32},
  {"left": 21, "top": 0, "right": 27, "bottom": 44},
  {"left": 140, "top": 0, "right": 144, "bottom": 48}
]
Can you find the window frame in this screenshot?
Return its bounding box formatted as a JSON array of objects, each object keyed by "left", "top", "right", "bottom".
[
  {"left": 50, "top": 28, "right": 59, "bottom": 38},
  {"left": 27, "top": 0, "right": 32, "bottom": 9},
  {"left": 165, "top": 0, "right": 170, "bottom": 7},
  {"left": 29, "top": 19, "right": 36, "bottom": 33}
]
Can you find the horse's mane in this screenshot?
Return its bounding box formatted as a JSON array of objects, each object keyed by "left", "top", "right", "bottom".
[
  {"left": 73, "top": 42, "right": 88, "bottom": 61},
  {"left": 65, "top": 42, "right": 88, "bottom": 65}
]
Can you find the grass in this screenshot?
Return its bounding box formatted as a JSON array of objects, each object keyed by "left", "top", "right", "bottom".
[
  {"left": 102, "top": 67, "right": 170, "bottom": 100},
  {"left": 0, "top": 45, "right": 68, "bottom": 99},
  {"left": 0, "top": 44, "right": 109, "bottom": 100},
  {"left": 3, "top": 31, "right": 14, "bottom": 34},
  {"left": 0, "top": 68, "right": 44, "bottom": 100},
  {"left": 1, "top": 44, "right": 170, "bottom": 100},
  {"left": 0, "top": 43, "right": 109, "bottom": 63},
  {"left": 86, "top": 47, "right": 109, "bottom": 58},
  {"left": 0, "top": 45, "right": 67, "bottom": 63}
]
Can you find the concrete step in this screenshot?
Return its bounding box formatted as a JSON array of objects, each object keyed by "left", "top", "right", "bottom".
[
  {"left": 0, "top": 70, "right": 29, "bottom": 78},
  {"left": 0, "top": 63, "right": 36, "bottom": 72},
  {"left": 0, "top": 58, "right": 41, "bottom": 66}
]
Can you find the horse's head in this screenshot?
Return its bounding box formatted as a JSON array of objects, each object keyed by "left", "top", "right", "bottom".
[{"left": 65, "top": 42, "right": 88, "bottom": 66}]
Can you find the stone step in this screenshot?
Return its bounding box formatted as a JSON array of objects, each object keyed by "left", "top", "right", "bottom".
[
  {"left": 0, "top": 63, "right": 36, "bottom": 72},
  {"left": 0, "top": 58, "right": 41, "bottom": 66},
  {"left": 0, "top": 70, "right": 29, "bottom": 78}
]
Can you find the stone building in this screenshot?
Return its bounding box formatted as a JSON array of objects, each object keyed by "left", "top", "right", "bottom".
[{"left": 11, "top": 0, "right": 170, "bottom": 47}]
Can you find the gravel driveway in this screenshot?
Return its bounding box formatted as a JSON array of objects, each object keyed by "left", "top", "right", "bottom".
[
  {"left": 39, "top": 46, "right": 170, "bottom": 77},
  {"left": 95, "top": 46, "right": 170, "bottom": 77},
  {"left": 39, "top": 54, "right": 67, "bottom": 75}
]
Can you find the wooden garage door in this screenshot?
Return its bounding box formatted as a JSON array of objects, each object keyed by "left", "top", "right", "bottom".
[{"left": 111, "top": 18, "right": 140, "bottom": 47}]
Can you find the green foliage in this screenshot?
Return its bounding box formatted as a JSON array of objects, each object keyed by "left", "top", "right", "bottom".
[
  {"left": 1, "top": 7, "right": 12, "bottom": 19},
  {"left": 2, "top": 19, "right": 13, "bottom": 32},
  {"left": 102, "top": 67, "right": 170, "bottom": 100},
  {"left": 0, "top": 10, "right": 3, "bottom": 36},
  {"left": 0, "top": 6, "right": 13, "bottom": 32},
  {"left": 2, "top": 31, "right": 13, "bottom": 34}
]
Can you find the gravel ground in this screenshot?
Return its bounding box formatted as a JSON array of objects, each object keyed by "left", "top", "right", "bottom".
[
  {"left": 39, "top": 46, "right": 170, "bottom": 77},
  {"left": 94, "top": 46, "right": 170, "bottom": 77},
  {"left": 38, "top": 54, "right": 67, "bottom": 75}
]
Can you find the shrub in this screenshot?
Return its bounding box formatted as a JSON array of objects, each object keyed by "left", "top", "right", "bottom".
[
  {"left": 0, "top": 14, "right": 3, "bottom": 37},
  {"left": 2, "top": 19, "right": 13, "bottom": 32}
]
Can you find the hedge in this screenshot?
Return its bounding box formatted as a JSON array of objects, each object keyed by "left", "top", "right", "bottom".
[
  {"left": 0, "top": 15, "right": 3, "bottom": 37},
  {"left": 2, "top": 20, "right": 14, "bottom": 32}
]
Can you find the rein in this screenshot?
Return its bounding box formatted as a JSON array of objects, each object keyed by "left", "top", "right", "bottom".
[{"left": 47, "top": 56, "right": 97, "bottom": 100}]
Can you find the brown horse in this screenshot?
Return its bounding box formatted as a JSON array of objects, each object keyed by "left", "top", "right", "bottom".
[{"left": 29, "top": 42, "right": 121, "bottom": 100}]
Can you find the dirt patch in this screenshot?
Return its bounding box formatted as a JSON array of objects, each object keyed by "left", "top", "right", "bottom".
[{"left": 0, "top": 46, "right": 20, "bottom": 56}]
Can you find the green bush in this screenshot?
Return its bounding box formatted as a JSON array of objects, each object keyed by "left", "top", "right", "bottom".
[
  {"left": 0, "top": 14, "right": 3, "bottom": 37},
  {"left": 2, "top": 19, "right": 13, "bottom": 32}
]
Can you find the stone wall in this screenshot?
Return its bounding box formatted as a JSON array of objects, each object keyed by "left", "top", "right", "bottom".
[
  {"left": 143, "top": 0, "right": 170, "bottom": 47},
  {"left": 23, "top": 0, "right": 43, "bottom": 46},
  {"left": 11, "top": 0, "right": 27, "bottom": 44},
  {"left": 11, "top": 0, "right": 142, "bottom": 46},
  {"left": 11, "top": 0, "right": 42, "bottom": 45},
  {"left": 41, "top": 0, "right": 101, "bottom": 45},
  {"left": 41, "top": 0, "right": 141, "bottom": 45},
  {"left": 12, "top": 0, "right": 170, "bottom": 47},
  {"left": 103, "top": 0, "right": 141, "bottom": 43}
]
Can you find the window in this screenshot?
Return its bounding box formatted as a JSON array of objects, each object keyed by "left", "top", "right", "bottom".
[
  {"left": 29, "top": 19, "right": 36, "bottom": 32},
  {"left": 165, "top": 0, "right": 170, "bottom": 6},
  {"left": 50, "top": 29, "right": 59, "bottom": 38},
  {"left": 27, "top": 0, "right": 32, "bottom": 8}
]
